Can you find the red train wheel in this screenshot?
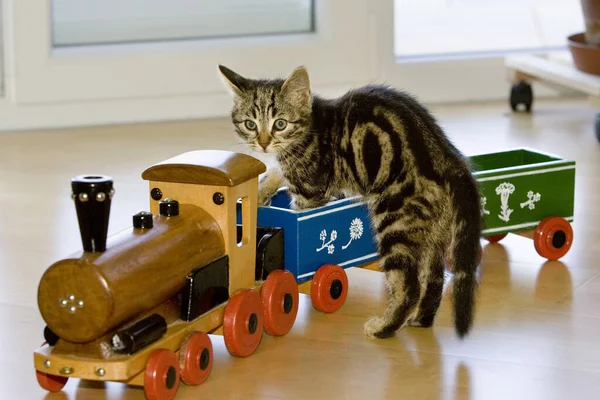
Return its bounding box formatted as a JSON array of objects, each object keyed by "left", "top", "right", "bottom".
[
  {"left": 534, "top": 216, "right": 573, "bottom": 261},
  {"left": 311, "top": 264, "right": 348, "bottom": 313},
  {"left": 35, "top": 370, "right": 68, "bottom": 392},
  {"left": 179, "top": 331, "right": 213, "bottom": 385},
  {"left": 485, "top": 233, "right": 508, "bottom": 243},
  {"left": 223, "top": 289, "right": 264, "bottom": 357},
  {"left": 261, "top": 270, "right": 299, "bottom": 336},
  {"left": 144, "top": 349, "right": 180, "bottom": 400}
]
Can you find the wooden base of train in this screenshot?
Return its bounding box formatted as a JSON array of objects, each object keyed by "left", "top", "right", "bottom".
[{"left": 33, "top": 263, "right": 353, "bottom": 400}]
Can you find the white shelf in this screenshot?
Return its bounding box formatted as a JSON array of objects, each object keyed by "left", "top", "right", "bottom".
[{"left": 504, "top": 52, "right": 600, "bottom": 98}]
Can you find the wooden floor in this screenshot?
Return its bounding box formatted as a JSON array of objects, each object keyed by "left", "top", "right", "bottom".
[{"left": 1, "top": 96, "right": 599, "bottom": 399}]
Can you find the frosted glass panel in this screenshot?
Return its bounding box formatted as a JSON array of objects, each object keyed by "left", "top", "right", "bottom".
[
  {"left": 394, "top": 0, "right": 584, "bottom": 58},
  {"left": 51, "top": 0, "right": 314, "bottom": 47}
]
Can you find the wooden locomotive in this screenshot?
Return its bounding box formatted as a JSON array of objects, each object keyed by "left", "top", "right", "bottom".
[{"left": 33, "top": 150, "right": 313, "bottom": 400}]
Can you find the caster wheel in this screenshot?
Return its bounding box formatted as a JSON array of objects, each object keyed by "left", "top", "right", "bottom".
[
  {"left": 311, "top": 264, "right": 348, "bottom": 313},
  {"left": 36, "top": 370, "right": 68, "bottom": 393},
  {"left": 223, "top": 289, "right": 264, "bottom": 357},
  {"left": 595, "top": 113, "right": 600, "bottom": 142},
  {"left": 261, "top": 269, "right": 299, "bottom": 336},
  {"left": 144, "top": 349, "right": 181, "bottom": 400},
  {"left": 179, "top": 331, "right": 213, "bottom": 386},
  {"left": 510, "top": 81, "right": 533, "bottom": 112},
  {"left": 485, "top": 233, "right": 508, "bottom": 243},
  {"left": 534, "top": 216, "right": 573, "bottom": 261}
]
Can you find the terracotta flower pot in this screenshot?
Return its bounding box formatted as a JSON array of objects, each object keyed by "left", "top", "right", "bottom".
[
  {"left": 581, "top": 0, "right": 600, "bottom": 45},
  {"left": 568, "top": 33, "right": 600, "bottom": 74}
]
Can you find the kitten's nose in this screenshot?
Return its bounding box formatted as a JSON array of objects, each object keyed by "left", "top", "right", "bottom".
[
  {"left": 258, "top": 132, "right": 271, "bottom": 151},
  {"left": 258, "top": 140, "right": 270, "bottom": 150}
]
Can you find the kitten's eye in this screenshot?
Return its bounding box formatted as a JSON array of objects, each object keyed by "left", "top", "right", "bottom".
[
  {"left": 273, "top": 119, "right": 287, "bottom": 131},
  {"left": 244, "top": 120, "right": 257, "bottom": 130}
]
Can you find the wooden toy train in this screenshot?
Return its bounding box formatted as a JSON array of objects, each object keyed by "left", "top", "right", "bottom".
[
  {"left": 33, "top": 150, "right": 310, "bottom": 400},
  {"left": 33, "top": 147, "right": 576, "bottom": 399}
]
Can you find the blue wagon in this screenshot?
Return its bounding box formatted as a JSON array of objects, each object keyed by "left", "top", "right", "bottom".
[
  {"left": 256, "top": 189, "right": 379, "bottom": 284},
  {"left": 237, "top": 188, "right": 378, "bottom": 312}
]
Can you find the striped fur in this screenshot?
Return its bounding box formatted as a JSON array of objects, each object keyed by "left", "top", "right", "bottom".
[{"left": 219, "top": 65, "right": 482, "bottom": 339}]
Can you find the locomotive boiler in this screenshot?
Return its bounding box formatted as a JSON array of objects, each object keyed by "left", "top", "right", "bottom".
[{"left": 33, "top": 150, "right": 298, "bottom": 400}]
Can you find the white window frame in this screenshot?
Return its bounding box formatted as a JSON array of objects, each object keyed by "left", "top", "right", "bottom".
[
  {"left": 371, "top": 0, "right": 562, "bottom": 104},
  {"left": 11, "top": 0, "right": 373, "bottom": 104}
]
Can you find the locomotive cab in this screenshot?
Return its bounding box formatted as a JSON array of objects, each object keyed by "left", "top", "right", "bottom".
[{"left": 141, "top": 150, "right": 266, "bottom": 297}]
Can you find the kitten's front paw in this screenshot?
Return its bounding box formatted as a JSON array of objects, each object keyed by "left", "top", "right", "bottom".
[
  {"left": 290, "top": 196, "right": 328, "bottom": 211},
  {"left": 257, "top": 185, "right": 277, "bottom": 206},
  {"left": 364, "top": 316, "right": 396, "bottom": 339},
  {"left": 289, "top": 197, "right": 303, "bottom": 211},
  {"left": 257, "top": 191, "right": 273, "bottom": 206}
]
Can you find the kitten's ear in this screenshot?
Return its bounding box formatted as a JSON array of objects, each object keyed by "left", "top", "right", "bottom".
[
  {"left": 281, "top": 66, "right": 311, "bottom": 104},
  {"left": 218, "top": 65, "right": 250, "bottom": 96}
]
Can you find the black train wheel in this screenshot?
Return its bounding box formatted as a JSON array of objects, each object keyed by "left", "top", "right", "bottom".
[{"left": 510, "top": 81, "right": 533, "bottom": 112}]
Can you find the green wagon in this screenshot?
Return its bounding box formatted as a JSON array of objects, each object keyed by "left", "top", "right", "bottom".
[{"left": 470, "top": 147, "right": 576, "bottom": 260}]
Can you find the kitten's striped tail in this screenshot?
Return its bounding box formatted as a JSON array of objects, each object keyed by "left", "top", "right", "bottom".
[{"left": 448, "top": 172, "right": 482, "bottom": 338}]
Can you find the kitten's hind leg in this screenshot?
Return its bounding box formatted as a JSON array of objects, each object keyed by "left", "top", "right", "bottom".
[
  {"left": 409, "top": 252, "right": 445, "bottom": 328},
  {"left": 364, "top": 254, "right": 422, "bottom": 338}
]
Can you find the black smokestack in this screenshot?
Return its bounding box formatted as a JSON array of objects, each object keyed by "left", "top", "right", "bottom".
[{"left": 71, "top": 175, "right": 114, "bottom": 252}]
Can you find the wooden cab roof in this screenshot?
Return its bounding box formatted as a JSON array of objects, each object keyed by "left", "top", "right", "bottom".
[{"left": 141, "top": 150, "right": 266, "bottom": 187}]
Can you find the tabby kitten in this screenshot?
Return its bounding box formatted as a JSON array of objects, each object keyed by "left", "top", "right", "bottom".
[{"left": 218, "top": 64, "right": 482, "bottom": 339}]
